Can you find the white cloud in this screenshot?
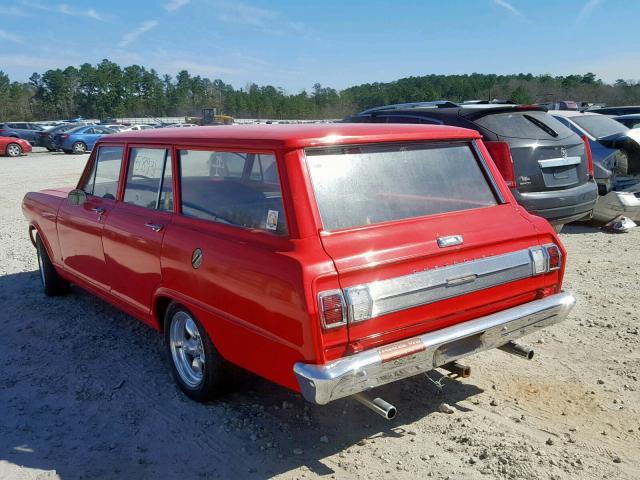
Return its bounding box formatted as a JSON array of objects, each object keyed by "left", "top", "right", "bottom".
[
  {"left": 118, "top": 20, "right": 159, "bottom": 47},
  {"left": 578, "top": 0, "right": 602, "bottom": 21},
  {"left": 0, "top": 54, "right": 60, "bottom": 70},
  {"left": 206, "top": 0, "right": 305, "bottom": 34},
  {"left": 3, "top": 5, "right": 30, "bottom": 16},
  {"left": 494, "top": 0, "right": 524, "bottom": 17},
  {"left": 165, "top": 0, "right": 190, "bottom": 11},
  {"left": 20, "top": 1, "right": 107, "bottom": 21},
  {"left": 0, "top": 29, "right": 22, "bottom": 43}
]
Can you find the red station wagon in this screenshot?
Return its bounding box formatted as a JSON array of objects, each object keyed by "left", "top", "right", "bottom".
[{"left": 23, "top": 124, "right": 575, "bottom": 418}]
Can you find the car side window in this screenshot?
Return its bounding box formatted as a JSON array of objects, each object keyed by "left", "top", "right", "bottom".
[
  {"left": 179, "top": 149, "right": 287, "bottom": 235},
  {"left": 82, "top": 146, "right": 123, "bottom": 199},
  {"left": 124, "top": 148, "right": 173, "bottom": 211}
]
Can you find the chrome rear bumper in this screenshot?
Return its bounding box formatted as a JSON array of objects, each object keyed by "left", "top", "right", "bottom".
[{"left": 294, "top": 292, "right": 575, "bottom": 405}]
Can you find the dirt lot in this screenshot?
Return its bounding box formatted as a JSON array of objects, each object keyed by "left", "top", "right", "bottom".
[{"left": 1, "top": 148, "right": 639, "bottom": 480}]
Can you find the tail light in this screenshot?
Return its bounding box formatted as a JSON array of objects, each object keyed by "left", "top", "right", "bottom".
[
  {"left": 530, "top": 244, "right": 562, "bottom": 275},
  {"left": 581, "top": 135, "right": 594, "bottom": 178},
  {"left": 484, "top": 141, "right": 516, "bottom": 188},
  {"left": 61, "top": 134, "right": 69, "bottom": 139},
  {"left": 318, "top": 290, "right": 346, "bottom": 329}
]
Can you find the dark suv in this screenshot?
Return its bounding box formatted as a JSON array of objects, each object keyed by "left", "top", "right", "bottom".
[{"left": 346, "top": 102, "right": 599, "bottom": 230}]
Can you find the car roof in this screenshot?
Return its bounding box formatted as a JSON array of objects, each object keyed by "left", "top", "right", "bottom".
[
  {"left": 548, "top": 110, "right": 602, "bottom": 118},
  {"left": 100, "top": 123, "right": 480, "bottom": 149},
  {"left": 613, "top": 113, "right": 640, "bottom": 119},
  {"left": 356, "top": 103, "right": 546, "bottom": 118}
]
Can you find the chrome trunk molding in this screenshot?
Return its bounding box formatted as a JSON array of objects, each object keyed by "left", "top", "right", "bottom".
[
  {"left": 294, "top": 292, "right": 576, "bottom": 405},
  {"left": 344, "top": 248, "right": 537, "bottom": 320}
]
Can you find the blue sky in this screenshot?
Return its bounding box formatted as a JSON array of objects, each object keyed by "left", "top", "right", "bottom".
[{"left": 0, "top": 0, "right": 636, "bottom": 92}]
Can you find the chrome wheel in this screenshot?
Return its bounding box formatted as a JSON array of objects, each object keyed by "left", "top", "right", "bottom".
[
  {"left": 169, "top": 311, "right": 205, "bottom": 388},
  {"left": 72, "top": 142, "right": 86, "bottom": 154},
  {"left": 6, "top": 143, "right": 21, "bottom": 157}
]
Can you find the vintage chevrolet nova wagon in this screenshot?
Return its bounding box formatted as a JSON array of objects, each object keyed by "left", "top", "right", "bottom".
[{"left": 22, "top": 124, "right": 575, "bottom": 417}]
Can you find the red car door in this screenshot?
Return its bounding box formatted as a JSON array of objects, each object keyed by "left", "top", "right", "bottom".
[
  {"left": 57, "top": 145, "right": 124, "bottom": 290},
  {"left": 102, "top": 146, "right": 174, "bottom": 322}
]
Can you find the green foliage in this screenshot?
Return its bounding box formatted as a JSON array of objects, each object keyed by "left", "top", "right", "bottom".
[{"left": 1, "top": 63, "right": 640, "bottom": 121}]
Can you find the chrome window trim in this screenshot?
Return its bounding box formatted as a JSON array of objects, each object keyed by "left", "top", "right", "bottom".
[
  {"left": 344, "top": 248, "right": 538, "bottom": 321},
  {"left": 538, "top": 156, "right": 581, "bottom": 168}
]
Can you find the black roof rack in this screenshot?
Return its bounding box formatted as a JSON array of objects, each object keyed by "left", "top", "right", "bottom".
[{"left": 358, "top": 101, "right": 459, "bottom": 115}]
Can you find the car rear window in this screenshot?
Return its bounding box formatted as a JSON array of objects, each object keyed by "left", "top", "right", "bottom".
[
  {"left": 306, "top": 142, "right": 498, "bottom": 231},
  {"left": 570, "top": 114, "right": 628, "bottom": 139},
  {"left": 474, "top": 111, "right": 574, "bottom": 140}
]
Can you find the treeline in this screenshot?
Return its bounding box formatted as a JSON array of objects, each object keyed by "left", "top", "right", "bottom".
[{"left": 2, "top": 59, "right": 640, "bottom": 121}]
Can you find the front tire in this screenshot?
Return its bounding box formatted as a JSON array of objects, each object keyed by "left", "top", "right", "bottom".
[
  {"left": 72, "top": 142, "right": 87, "bottom": 154},
  {"left": 36, "top": 235, "right": 70, "bottom": 296},
  {"left": 164, "top": 303, "right": 227, "bottom": 402},
  {"left": 6, "top": 143, "right": 22, "bottom": 157},
  {"left": 46, "top": 147, "right": 57, "bottom": 152}
]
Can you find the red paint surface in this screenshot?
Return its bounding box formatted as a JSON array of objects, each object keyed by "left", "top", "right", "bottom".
[{"left": 22, "top": 124, "right": 566, "bottom": 392}]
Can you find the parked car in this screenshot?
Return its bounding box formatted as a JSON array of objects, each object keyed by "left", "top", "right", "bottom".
[
  {"left": 346, "top": 102, "right": 598, "bottom": 231},
  {"left": 612, "top": 114, "right": 640, "bottom": 130},
  {"left": 0, "top": 122, "right": 45, "bottom": 146},
  {"left": 0, "top": 136, "right": 32, "bottom": 156},
  {"left": 587, "top": 105, "right": 640, "bottom": 116},
  {"left": 39, "top": 123, "right": 94, "bottom": 151},
  {"left": 52, "top": 125, "right": 116, "bottom": 154},
  {"left": 537, "top": 100, "right": 579, "bottom": 111},
  {"left": 164, "top": 123, "right": 198, "bottom": 128},
  {"left": 121, "top": 124, "right": 155, "bottom": 132},
  {"left": 22, "top": 124, "right": 575, "bottom": 415},
  {"left": 549, "top": 111, "right": 640, "bottom": 191},
  {"left": 101, "top": 124, "right": 127, "bottom": 132}
]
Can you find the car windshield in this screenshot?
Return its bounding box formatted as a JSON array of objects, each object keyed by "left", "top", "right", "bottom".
[
  {"left": 66, "top": 125, "right": 91, "bottom": 134},
  {"left": 571, "top": 115, "right": 629, "bottom": 139},
  {"left": 305, "top": 142, "right": 498, "bottom": 231}
]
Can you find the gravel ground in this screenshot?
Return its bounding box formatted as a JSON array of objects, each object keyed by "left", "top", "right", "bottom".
[{"left": 1, "top": 148, "right": 639, "bottom": 480}]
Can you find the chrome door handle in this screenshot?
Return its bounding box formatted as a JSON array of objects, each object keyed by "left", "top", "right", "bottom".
[
  {"left": 91, "top": 207, "right": 106, "bottom": 215},
  {"left": 144, "top": 222, "right": 163, "bottom": 232}
]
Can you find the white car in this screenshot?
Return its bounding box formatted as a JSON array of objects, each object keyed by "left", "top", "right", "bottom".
[
  {"left": 121, "top": 124, "right": 156, "bottom": 132},
  {"left": 164, "top": 123, "right": 199, "bottom": 128}
]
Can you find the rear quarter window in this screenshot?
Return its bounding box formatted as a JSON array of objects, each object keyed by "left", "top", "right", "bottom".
[{"left": 475, "top": 111, "right": 575, "bottom": 140}]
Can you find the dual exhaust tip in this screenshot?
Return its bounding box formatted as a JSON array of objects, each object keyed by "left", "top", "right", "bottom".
[{"left": 351, "top": 341, "right": 533, "bottom": 420}]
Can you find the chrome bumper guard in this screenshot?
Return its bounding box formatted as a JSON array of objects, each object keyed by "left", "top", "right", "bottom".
[{"left": 294, "top": 292, "right": 575, "bottom": 405}]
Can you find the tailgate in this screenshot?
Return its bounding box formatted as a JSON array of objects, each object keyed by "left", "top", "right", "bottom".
[
  {"left": 305, "top": 139, "right": 550, "bottom": 348},
  {"left": 510, "top": 140, "right": 587, "bottom": 192},
  {"left": 319, "top": 205, "right": 546, "bottom": 346}
]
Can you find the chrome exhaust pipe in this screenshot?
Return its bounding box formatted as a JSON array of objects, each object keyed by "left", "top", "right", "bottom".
[
  {"left": 498, "top": 341, "right": 534, "bottom": 360},
  {"left": 353, "top": 392, "right": 397, "bottom": 420}
]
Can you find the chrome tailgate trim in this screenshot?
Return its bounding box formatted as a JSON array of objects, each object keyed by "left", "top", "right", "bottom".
[{"left": 345, "top": 248, "right": 535, "bottom": 319}]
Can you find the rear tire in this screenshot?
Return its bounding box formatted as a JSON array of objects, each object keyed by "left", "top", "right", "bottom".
[
  {"left": 6, "top": 143, "right": 22, "bottom": 157},
  {"left": 36, "top": 235, "right": 70, "bottom": 296},
  {"left": 164, "top": 303, "right": 228, "bottom": 402},
  {"left": 72, "top": 142, "right": 87, "bottom": 154}
]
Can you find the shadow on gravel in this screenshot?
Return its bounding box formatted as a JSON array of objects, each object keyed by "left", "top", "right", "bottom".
[
  {"left": 560, "top": 223, "right": 603, "bottom": 235},
  {"left": 0, "top": 270, "right": 482, "bottom": 479}
]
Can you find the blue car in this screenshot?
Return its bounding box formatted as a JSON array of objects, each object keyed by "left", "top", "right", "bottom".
[{"left": 52, "top": 125, "right": 116, "bottom": 154}]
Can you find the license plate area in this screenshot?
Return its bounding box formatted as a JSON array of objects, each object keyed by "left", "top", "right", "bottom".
[{"left": 432, "top": 333, "right": 483, "bottom": 367}]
